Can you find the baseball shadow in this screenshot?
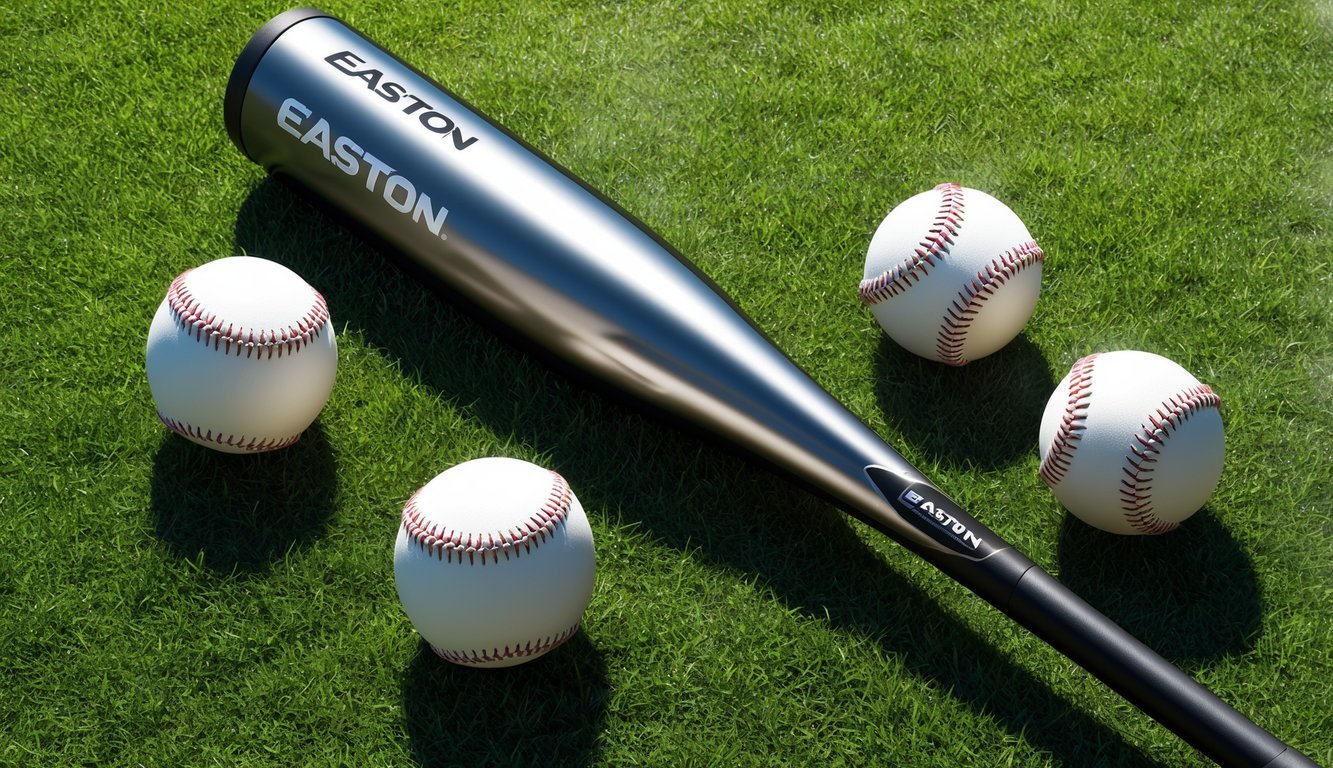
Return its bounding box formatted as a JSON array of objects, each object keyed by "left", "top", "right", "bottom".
[
  {"left": 235, "top": 176, "right": 1170, "bottom": 767},
  {"left": 1054, "top": 509, "right": 1263, "bottom": 662},
  {"left": 148, "top": 421, "right": 337, "bottom": 574},
  {"left": 401, "top": 634, "right": 609, "bottom": 768},
  {"left": 871, "top": 334, "right": 1054, "bottom": 471}
]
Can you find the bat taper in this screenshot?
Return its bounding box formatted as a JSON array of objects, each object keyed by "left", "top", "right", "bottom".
[{"left": 225, "top": 9, "right": 1318, "bottom": 767}]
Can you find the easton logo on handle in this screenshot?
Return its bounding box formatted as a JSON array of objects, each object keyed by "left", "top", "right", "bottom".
[{"left": 866, "top": 466, "right": 1001, "bottom": 560}]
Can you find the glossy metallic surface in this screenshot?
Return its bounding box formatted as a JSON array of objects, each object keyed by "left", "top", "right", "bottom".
[{"left": 233, "top": 14, "right": 975, "bottom": 557}]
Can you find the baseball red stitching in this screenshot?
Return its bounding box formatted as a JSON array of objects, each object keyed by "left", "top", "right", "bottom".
[
  {"left": 166, "top": 268, "right": 331, "bottom": 359},
  {"left": 934, "top": 240, "right": 1044, "bottom": 365},
  {"left": 157, "top": 412, "right": 303, "bottom": 452},
  {"left": 1038, "top": 353, "right": 1099, "bottom": 488},
  {"left": 401, "top": 470, "right": 573, "bottom": 564},
  {"left": 858, "top": 182, "right": 966, "bottom": 305},
  {"left": 1120, "top": 385, "right": 1221, "bottom": 534},
  {"left": 430, "top": 621, "right": 581, "bottom": 666}
]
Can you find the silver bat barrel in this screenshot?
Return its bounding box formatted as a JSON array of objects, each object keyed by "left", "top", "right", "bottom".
[
  {"left": 225, "top": 10, "right": 1316, "bottom": 768},
  {"left": 224, "top": 8, "right": 994, "bottom": 565}
]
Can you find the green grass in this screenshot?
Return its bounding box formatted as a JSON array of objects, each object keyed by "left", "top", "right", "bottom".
[{"left": 1, "top": 0, "right": 1329, "bottom": 765}]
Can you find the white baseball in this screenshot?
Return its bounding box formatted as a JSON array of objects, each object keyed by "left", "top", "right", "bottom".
[
  {"left": 1038, "top": 351, "right": 1225, "bottom": 535},
  {"left": 859, "top": 183, "right": 1044, "bottom": 365},
  {"left": 394, "top": 457, "right": 596, "bottom": 668},
  {"left": 145, "top": 256, "right": 338, "bottom": 453}
]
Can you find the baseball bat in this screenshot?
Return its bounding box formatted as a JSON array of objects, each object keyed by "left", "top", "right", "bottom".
[{"left": 224, "top": 10, "right": 1317, "bottom": 767}]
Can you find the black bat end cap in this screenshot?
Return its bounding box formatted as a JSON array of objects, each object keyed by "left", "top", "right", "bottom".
[{"left": 224, "top": 7, "right": 335, "bottom": 160}]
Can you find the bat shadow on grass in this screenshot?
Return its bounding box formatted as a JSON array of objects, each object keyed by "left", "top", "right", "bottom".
[
  {"left": 236, "top": 178, "right": 1173, "bottom": 767},
  {"left": 148, "top": 421, "right": 337, "bottom": 574}
]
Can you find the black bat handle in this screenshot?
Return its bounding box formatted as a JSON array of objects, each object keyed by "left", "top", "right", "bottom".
[
  {"left": 858, "top": 473, "right": 1318, "bottom": 768},
  {"left": 1003, "top": 568, "right": 1319, "bottom": 768}
]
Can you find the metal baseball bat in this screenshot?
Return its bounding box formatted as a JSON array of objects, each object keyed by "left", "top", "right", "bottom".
[{"left": 225, "top": 10, "right": 1317, "bottom": 767}]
